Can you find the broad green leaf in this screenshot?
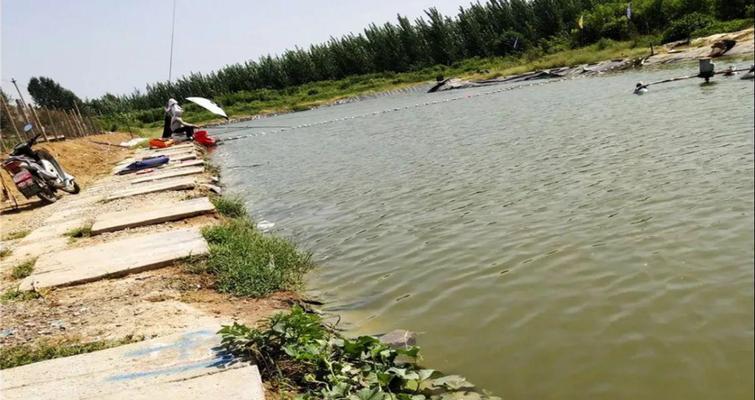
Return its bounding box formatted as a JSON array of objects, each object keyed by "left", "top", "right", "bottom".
[{"left": 433, "top": 375, "right": 475, "bottom": 390}]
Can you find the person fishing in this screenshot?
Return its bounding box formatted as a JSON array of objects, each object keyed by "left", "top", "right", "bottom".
[
  {"left": 634, "top": 82, "right": 648, "bottom": 95},
  {"left": 163, "top": 99, "right": 198, "bottom": 140},
  {"left": 162, "top": 98, "right": 178, "bottom": 138}
]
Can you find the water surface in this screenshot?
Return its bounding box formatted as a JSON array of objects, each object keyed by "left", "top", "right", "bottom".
[{"left": 214, "top": 64, "right": 754, "bottom": 399}]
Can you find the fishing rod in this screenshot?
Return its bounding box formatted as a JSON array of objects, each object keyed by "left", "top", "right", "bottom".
[{"left": 205, "top": 125, "right": 291, "bottom": 129}]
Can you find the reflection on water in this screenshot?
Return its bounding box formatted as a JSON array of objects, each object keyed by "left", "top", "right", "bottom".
[{"left": 215, "top": 63, "right": 754, "bottom": 399}]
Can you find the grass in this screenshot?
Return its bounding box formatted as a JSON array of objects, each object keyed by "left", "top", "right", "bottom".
[
  {"left": 210, "top": 195, "right": 247, "bottom": 218},
  {"left": 10, "top": 259, "right": 35, "bottom": 280},
  {"left": 0, "top": 336, "right": 143, "bottom": 369},
  {"left": 0, "top": 248, "right": 10, "bottom": 259},
  {"left": 0, "top": 288, "right": 42, "bottom": 304},
  {"left": 2, "top": 230, "right": 30, "bottom": 241},
  {"left": 65, "top": 223, "right": 93, "bottom": 239},
  {"left": 201, "top": 197, "right": 312, "bottom": 297}
]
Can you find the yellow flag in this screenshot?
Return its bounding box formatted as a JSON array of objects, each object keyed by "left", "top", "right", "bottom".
[{"left": 578, "top": 15, "right": 584, "bottom": 30}]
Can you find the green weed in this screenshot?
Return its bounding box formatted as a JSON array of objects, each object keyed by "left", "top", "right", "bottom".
[
  {"left": 65, "top": 223, "right": 92, "bottom": 239},
  {"left": 10, "top": 259, "right": 35, "bottom": 280},
  {"left": 2, "top": 230, "right": 30, "bottom": 241},
  {"left": 202, "top": 218, "right": 312, "bottom": 297},
  {"left": 210, "top": 196, "right": 247, "bottom": 219},
  {"left": 0, "top": 336, "right": 143, "bottom": 369},
  {"left": 0, "top": 248, "right": 10, "bottom": 259},
  {"left": 0, "top": 288, "right": 42, "bottom": 304}
]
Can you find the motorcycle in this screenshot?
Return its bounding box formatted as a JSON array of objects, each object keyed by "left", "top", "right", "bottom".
[{"left": 2, "top": 124, "right": 80, "bottom": 204}]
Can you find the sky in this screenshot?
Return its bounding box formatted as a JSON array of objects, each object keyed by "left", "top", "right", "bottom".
[{"left": 1, "top": 0, "right": 472, "bottom": 102}]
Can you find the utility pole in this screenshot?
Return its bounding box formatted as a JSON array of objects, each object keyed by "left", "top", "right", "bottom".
[
  {"left": 10, "top": 78, "right": 31, "bottom": 124},
  {"left": 168, "top": 0, "right": 177, "bottom": 83}
]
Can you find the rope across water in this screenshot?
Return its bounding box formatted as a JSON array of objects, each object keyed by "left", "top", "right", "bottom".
[{"left": 214, "top": 77, "right": 568, "bottom": 143}]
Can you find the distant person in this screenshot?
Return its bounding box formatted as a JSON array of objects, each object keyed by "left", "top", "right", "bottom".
[
  {"left": 162, "top": 98, "right": 178, "bottom": 139},
  {"left": 170, "top": 103, "right": 198, "bottom": 140},
  {"left": 634, "top": 82, "right": 648, "bottom": 95}
]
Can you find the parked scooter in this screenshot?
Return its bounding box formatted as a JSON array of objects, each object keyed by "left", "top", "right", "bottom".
[{"left": 2, "top": 124, "right": 80, "bottom": 204}]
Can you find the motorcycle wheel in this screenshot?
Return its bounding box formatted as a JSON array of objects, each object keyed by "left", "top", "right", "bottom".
[
  {"left": 35, "top": 179, "right": 57, "bottom": 204},
  {"left": 68, "top": 181, "right": 81, "bottom": 194}
]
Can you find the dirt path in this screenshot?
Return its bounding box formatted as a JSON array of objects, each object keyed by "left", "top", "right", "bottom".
[{"left": 0, "top": 135, "right": 291, "bottom": 351}]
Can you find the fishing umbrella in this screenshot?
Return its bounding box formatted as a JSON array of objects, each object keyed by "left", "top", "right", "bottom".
[{"left": 186, "top": 97, "right": 228, "bottom": 119}]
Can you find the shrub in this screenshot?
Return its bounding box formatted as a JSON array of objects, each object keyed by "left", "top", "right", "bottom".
[
  {"left": 663, "top": 12, "right": 716, "bottom": 42},
  {"left": 691, "top": 18, "right": 755, "bottom": 38}
]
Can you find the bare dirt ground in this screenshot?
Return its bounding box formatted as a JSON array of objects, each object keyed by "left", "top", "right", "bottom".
[
  {"left": 1, "top": 132, "right": 133, "bottom": 233},
  {"left": 0, "top": 264, "right": 296, "bottom": 347},
  {"left": 645, "top": 27, "right": 754, "bottom": 65},
  {"left": 0, "top": 134, "right": 292, "bottom": 353}
]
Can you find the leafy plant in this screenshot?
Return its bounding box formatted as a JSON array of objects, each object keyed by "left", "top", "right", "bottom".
[
  {"left": 219, "top": 306, "right": 500, "bottom": 399},
  {"left": 10, "top": 259, "right": 35, "bottom": 279}
]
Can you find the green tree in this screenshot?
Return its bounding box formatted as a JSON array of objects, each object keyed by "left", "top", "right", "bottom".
[
  {"left": 713, "top": 0, "right": 750, "bottom": 20},
  {"left": 27, "top": 77, "right": 82, "bottom": 110}
]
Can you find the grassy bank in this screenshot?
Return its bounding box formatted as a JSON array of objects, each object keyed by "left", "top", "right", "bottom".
[
  {"left": 102, "top": 35, "right": 663, "bottom": 135},
  {"left": 198, "top": 196, "right": 313, "bottom": 298}
]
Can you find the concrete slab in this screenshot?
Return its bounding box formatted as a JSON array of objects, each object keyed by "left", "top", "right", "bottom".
[
  {"left": 19, "top": 217, "right": 86, "bottom": 243},
  {"left": 137, "top": 147, "right": 198, "bottom": 158},
  {"left": 130, "top": 167, "right": 205, "bottom": 184},
  {"left": 165, "top": 159, "right": 205, "bottom": 169},
  {"left": 0, "top": 327, "right": 265, "bottom": 400},
  {"left": 44, "top": 206, "right": 93, "bottom": 224},
  {"left": 91, "top": 197, "right": 215, "bottom": 234},
  {"left": 105, "top": 177, "right": 196, "bottom": 201},
  {"left": 19, "top": 228, "right": 208, "bottom": 290},
  {"left": 0, "top": 237, "right": 67, "bottom": 273}
]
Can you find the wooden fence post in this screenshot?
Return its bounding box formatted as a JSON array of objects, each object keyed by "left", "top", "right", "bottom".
[
  {"left": 0, "top": 96, "right": 23, "bottom": 143},
  {"left": 63, "top": 110, "right": 76, "bottom": 137},
  {"left": 70, "top": 110, "right": 85, "bottom": 137},
  {"left": 28, "top": 103, "right": 49, "bottom": 142}
]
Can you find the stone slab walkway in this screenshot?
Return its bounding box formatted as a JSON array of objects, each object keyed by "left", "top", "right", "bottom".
[
  {"left": 19, "top": 228, "right": 208, "bottom": 290},
  {"left": 91, "top": 197, "right": 215, "bottom": 234},
  {"left": 130, "top": 167, "right": 205, "bottom": 184},
  {"left": 105, "top": 177, "right": 196, "bottom": 201},
  {"left": 0, "top": 327, "right": 265, "bottom": 400}
]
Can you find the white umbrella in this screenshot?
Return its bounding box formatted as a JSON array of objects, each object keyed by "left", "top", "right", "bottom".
[{"left": 186, "top": 97, "right": 228, "bottom": 119}]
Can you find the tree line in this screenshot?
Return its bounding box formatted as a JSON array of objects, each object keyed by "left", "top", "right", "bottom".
[{"left": 22, "top": 0, "right": 754, "bottom": 116}]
